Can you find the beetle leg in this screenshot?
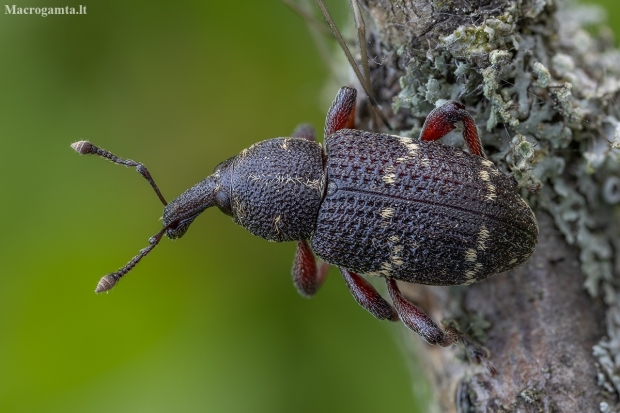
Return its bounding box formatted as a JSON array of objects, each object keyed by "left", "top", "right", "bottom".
[
  {"left": 340, "top": 269, "right": 399, "bottom": 321},
  {"left": 292, "top": 239, "right": 329, "bottom": 297},
  {"left": 386, "top": 278, "right": 459, "bottom": 346},
  {"left": 324, "top": 86, "right": 357, "bottom": 138},
  {"left": 419, "top": 101, "right": 486, "bottom": 158},
  {"left": 292, "top": 123, "right": 317, "bottom": 142}
]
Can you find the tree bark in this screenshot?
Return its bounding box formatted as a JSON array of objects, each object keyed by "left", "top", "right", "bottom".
[
  {"left": 400, "top": 213, "right": 605, "bottom": 412},
  {"left": 340, "top": 0, "right": 620, "bottom": 411}
]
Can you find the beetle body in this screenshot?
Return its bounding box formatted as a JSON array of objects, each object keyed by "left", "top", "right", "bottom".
[
  {"left": 73, "top": 87, "right": 538, "bottom": 347},
  {"left": 312, "top": 129, "right": 538, "bottom": 285},
  {"left": 173, "top": 129, "right": 538, "bottom": 288}
]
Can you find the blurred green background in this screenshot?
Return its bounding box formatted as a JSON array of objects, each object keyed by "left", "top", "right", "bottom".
[{"left": 0, "top": 1, "right": 618, "bottom": 412}]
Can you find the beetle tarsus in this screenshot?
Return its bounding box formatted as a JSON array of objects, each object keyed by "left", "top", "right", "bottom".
[{"left": 443, "top": 320, "right": 498, "bottom": 375}]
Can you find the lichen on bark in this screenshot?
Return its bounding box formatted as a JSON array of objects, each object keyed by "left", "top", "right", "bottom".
[{"left": 332, "top": 0, "right": 620, "bottom": 411}]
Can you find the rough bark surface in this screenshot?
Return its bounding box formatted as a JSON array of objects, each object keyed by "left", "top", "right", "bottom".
[{"left": 339, "top": 0, "right": 620, "bottom": 411}]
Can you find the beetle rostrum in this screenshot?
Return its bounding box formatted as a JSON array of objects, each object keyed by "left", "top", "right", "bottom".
[{"left": 72, "top": 86, "right": 538, "bottom": 348}]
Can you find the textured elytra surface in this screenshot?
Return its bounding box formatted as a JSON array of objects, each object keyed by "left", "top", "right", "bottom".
[
  {"left": 231, "top": 137, "right": 324, "bottom": 242},
  {"left": 311, "top": 130, "right": 538, "bottom": 285}
]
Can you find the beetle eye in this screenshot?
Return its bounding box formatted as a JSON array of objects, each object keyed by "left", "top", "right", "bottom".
[{"left": 215, "top": 190, "right": 232, "bottom": 216}]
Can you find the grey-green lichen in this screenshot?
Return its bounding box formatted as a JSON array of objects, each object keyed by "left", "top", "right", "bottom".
[{"left": 386, "top": 1, "right": 620, "bottom": 409}]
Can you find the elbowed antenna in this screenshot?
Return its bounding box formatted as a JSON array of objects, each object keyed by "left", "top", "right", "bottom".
[
  {"left": 71, "top": 140, "right": 168, "bottom": 206},
  {"left": 71, "top": 140, "right": 172, "bottom": 292},
  {"left": 95, "top": 226, "right": 169, "bottom": 293}
]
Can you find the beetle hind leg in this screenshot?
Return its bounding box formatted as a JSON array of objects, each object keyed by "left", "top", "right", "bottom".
[
  {"left": 292, "top": 240, "right": 329, "bottom": 297},
  {"left": 386, "top": 278, "right": 458, "bottom": 346},
  {"left": 340, "top": 269, "right": 398, "bottom": 321}
]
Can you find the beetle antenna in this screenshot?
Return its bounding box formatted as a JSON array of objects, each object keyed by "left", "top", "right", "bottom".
[
  {"left": 95, "top": 225, "right": 168, "bottom": 293},
  {"left": 314, "top": 0, "right": 392, "bottom": 130},
  {"left": 71, "top": 140, "right": 168, "bottom": 206}
]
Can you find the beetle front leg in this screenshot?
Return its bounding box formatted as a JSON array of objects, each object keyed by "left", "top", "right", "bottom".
[
  {"left": 386, "top": 278, "right": 458, "bottom": 346},
  {"left": 324, "top": 86, "right": 357, "bottom": 138},
  {"left": 292, "top": 239, "right": 329, "bottom": 297},
  {"left": 340, "top": 269, "right": 398, "bottom": 321},
  {"left": 420, "top": 101, "right": 486, "bottom": 158}
]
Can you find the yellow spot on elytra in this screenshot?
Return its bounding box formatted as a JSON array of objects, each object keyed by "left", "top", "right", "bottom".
[
  {"left": 485, "top": 184, "right": 497, "bottom": 201},
  {"left": 380, "top": 207, "right": 395, "bottom": 219},
  {"left": 481, "top": 158, "right": 501, "bottom": 175},
  {"left": 398, "top": 137, "right": 419, "bottom": 157},
  {"left": 508, "top": 258, "right": 518, "bottom": 265},
  {"left": 478, "top": 170, "right": 497, "bottom": 201},
  {"left": 463, "top": 262, "right": 483, "bottom": 285},
  {"left": 382, "top": 173, "right": 397, "bottom": 185},
  {"left": 382, "top": 166, "right": 397, "bottom": 185},
  {"left": 391, "top": 245, "right": 404, "bottom": 266},
  {"left": 380, "top": 262, "right": 393, "bottom": 276},
  {"left": 465, "top": 248, "right": 477, "bottom": 262},
  {"left": 477, "top": 226, "right": 490, "bottom": 251},
  {"left": 392, "top": 258, "right": 404, "bottom": 266},
  {"left": 463, "top": 270, "right": 477, "bottom": 285},
  {"left": 405, "top": 143, "right": 419, "bottom": 155},
  {"left": 388, "top": 235, "right": 400, "bottom": 243}
]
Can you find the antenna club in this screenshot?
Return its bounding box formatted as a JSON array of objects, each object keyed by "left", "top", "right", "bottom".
[
  {"left": 95, "top": 274, "right": 118, "bottom": 293},
  {"left": 71, "top": 141, "right": 93, "bottom": 155}
]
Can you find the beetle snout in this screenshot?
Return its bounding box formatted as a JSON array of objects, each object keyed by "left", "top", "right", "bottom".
[
  {"left": 161, "top": 175, "right": 219, "bottom": 239},
  {"left": 164, "top": 214, "right": 199, "bottom": 239}
]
